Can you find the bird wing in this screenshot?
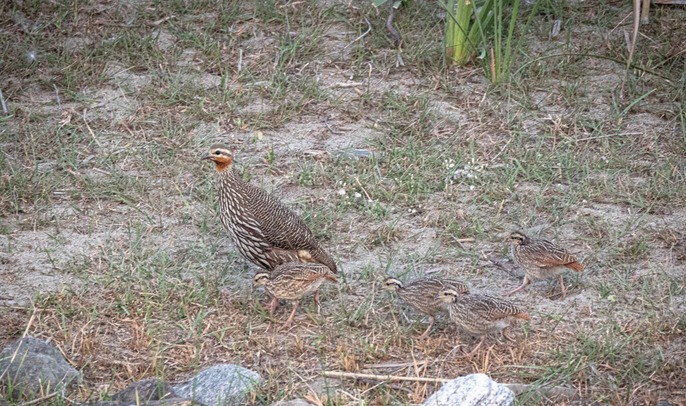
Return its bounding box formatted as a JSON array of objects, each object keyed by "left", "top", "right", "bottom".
[
  {"left": 442, "top": 278, "right": 470, "bottom": 294},
  {"left": 273, "top": 263, "right": 333, "bottom": 283},
  {"left": 524, "top": 240, "right": 581, "bottom": 269},
  {"left": 231, "top": 215, "right": 273, "bottom": 251},
  {"left": 238, "top": 182, "right": 337, "bottom": 271},
  {"left": 245, "top": 186, "right": 320, "bottom": 251},
  {"left": 474, "top": 295, "right": 529, "bottom": 321}
]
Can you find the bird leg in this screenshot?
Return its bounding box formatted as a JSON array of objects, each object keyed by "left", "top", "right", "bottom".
[
  {"left": 502, "top": 328, "right": 515, "bottom": 342},
  {"left": 268, "top": 296, "right": 279, "bottom": 314},
  {"left": 314, "top": 288, "right": 321, "bottom": 312},
  {"left": 418, "top": 316, "right": 435, "bottom": 340},
  {"left": 559, "top": 274, "right": 567, "bottom": 299},
  {"left": 507, "top": 275, "right": 531, "bottom": 296},
  {"left": 281, "top": 301, "right": 300, "bottom": 330},
  {"left": 464, "top": 336, "right": 486, "bottom": 356}
]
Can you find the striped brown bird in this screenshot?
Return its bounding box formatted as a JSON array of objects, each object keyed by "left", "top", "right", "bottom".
[
  {"left": 203, "top": 144, "right": 337, "bottom": 274},
  {"left": 438, "top": 289, "right": 530, "bottom": 354},
  {"left": 382, "top": 277, "right": 470, "bottom": 339},
  {"left": 508, "top": 231, "right": 585, "bottom": 298},
  {"left": 253, "top": 262, "right": 337, "bottom": 328}
]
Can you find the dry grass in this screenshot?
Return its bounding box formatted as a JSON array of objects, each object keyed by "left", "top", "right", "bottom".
[{"left": 1, "top": 0, "right": 685, "bottom": 405}]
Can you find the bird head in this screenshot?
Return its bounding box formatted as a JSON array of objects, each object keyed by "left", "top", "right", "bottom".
[
  {"left": 203, "top": 144, "right": 234, "bottom": 172},
  {"left": 381, "top": 277, "right": 403, "bottom": 292},
  {"left": 252, "top": 272, "right": 270, "bottom": 287},
  {"left": 437, "top": 288, "right": 460, "bottom": 304},
  {"left": 508, "top": 231, "right": 528, "bottom": 245}
]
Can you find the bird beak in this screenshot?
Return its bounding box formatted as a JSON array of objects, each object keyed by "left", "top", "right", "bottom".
[{"left": 201, "top": 152, "right": 212, "bottom": 160}]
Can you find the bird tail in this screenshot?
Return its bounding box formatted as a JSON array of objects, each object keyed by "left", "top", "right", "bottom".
[
  {"left": 314, "top": 248, "right": 338, "bottom": 274},
  {"left": 514, "top": 312, "right": 531, "bottom": 321},
  {"left": 304, "top": 267, "right": 337, "bottom": 283},
  {"left": 565, "top": 261, "right": 585, "bottom": 272}
]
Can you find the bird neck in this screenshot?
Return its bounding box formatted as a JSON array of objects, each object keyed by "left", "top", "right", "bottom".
[
  {"left": 216, "top": 167, "right": 246, "bottom": 196},
  {"left": 217, "top": 166, "right": 241, "bottom": 182}
]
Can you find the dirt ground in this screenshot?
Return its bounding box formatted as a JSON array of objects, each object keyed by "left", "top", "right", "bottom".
[{"left": 1, "top": 0, "right": 685, "bottom": 404}]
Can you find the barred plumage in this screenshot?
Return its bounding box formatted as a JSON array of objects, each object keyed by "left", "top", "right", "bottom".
[
  {"left": 438, "top": 289, "right": 530, "bottom": 353},
  {"left": 508, "top": 231, "right": 585, "bottom": 298},
  {"left": 203, "top": 145, "right": 337, "bottom": 274},
  {"left": 253, "top": 262, "right": 337, "bottom": 328},
  {"left": 382, "top": 276, "right": 470, "bottom": 338}
]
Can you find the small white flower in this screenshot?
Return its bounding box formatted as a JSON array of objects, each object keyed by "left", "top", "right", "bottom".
[
  {"left": 354, "top": 192, "right": 362, "bottom": 198},
  {"left": 26, "top": 50, "right": 37, "bottom": 63},
  {"left": 337, "top": 188, "right": 346, "bottom": 196}
]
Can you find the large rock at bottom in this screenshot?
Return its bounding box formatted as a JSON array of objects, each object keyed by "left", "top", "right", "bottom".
[
  {"left": 423, "top": 373, "right": 514, "bottom": 406},
  {"left": 0, "top": 336, "right": 82, "bottom": 399},
  {"left": 172, "top": 364, "right": 261, "bottom": 406}
]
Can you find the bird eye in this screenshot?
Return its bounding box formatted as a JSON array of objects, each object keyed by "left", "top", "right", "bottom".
[{"left": 214, "top": 150, "right": 221, "bottom": 155}]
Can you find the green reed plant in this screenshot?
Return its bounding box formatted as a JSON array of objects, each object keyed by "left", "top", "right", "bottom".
[
  {"left": 442, "top": 0, "right": 528, "bottom": 82},
  {"left": 441, "top": 0, "right": 495, "bottom": 66}
]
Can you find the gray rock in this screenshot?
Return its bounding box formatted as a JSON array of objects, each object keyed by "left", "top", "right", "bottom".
[
  {"left": 423, "top": 373, "right": 514, "bottom": 406},
  {"left": 172, "top": 364, "right": 261, "bottom": 406},
  {"left": 0, "top": 336, "right": 82, "bottom": 399}
]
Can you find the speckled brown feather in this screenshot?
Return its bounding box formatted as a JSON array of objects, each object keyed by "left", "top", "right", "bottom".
[
  {"left": 383, "top": 277, "right": 470, "bottom": 338},
  {"left": 206, "top": 144, "right": 337, "bottom": 273},
  {"left": 440, "top": 291, "right": 530, "bottom": 337},
  {"left": 255, "top": 262, "right": 336, "bottom": 301},
  {"left": 383, "top": 277, "right": 469, "bottom": 317}
]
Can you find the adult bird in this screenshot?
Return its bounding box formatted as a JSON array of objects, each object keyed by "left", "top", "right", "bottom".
[{"left": 202, "top": 144, "right": 338, "bottom": 276}]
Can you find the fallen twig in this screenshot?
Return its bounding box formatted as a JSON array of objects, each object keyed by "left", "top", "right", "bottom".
[
  {"left": 576, "top": 132, "right": 642, "bottom": 142},
  {"left": 322, "top": 371, "right": 579, "bottom": 399},
  {"left": 237, "top": 48, "right": 243, "bottom": 73},
  {"left": 450, "top": 236, "right": 474, "bottom": 250},
  {"left": 53, "top": 84, "right": 61, "bottom": 107},
  {"left": 322, "top": 370, "right": 449, "bottom": 383},
  {"left": 342, "top": 18, "right": 372, "bottom": 51},
  {"left": 0, "top": 89, "right": 8, "bottom": 114},
  {"left": 19, "top": 391, "right": 59, "bottom": 406},
  {"left": 82, "top": 108, "right": 102, "bottom": 147}
]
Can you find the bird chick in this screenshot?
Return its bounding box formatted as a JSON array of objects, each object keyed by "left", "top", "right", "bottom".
[
  {"left": 383, "top": 276, "right": 470, "bottom": 339},
  {"left": 438, "top": 288, "right": 530, "bottom": 354},
  {"left": 253, "top": 262, "right": 337, "bottom": 329},
  {"left": 508, "top": 230, "right": 585, "bottom": 298}
]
